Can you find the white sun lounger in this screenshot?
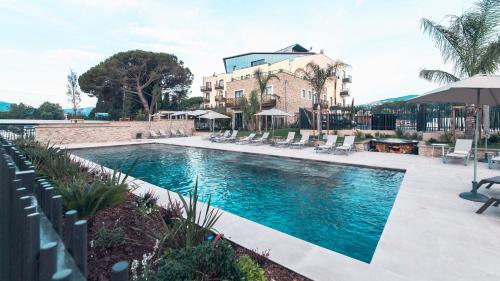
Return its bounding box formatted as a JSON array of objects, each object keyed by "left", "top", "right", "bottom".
[
  {"left": 211, "top": 130, "right": 230, "bottom": 142},
  {"left": 489, "top": 151, "right": 500, "bottom": 169},
  {"left": 291, "top": 132, "right": 310, "bottom": 148},
  {"left": 276, "top": 132, "right": 295, "bottom": 147},
  {"left": 149, "top": 130, "right": 160, "bottom": 139},
  {"left": 159, "top": 129, "right": 169, "bottom": 138},
  {"left": 443, "top": 139, "right": 473, "bottom": 165},
  {"left": 316, "top": 135, "right": 338, "bottom": 153},
  {"left": 224, "top": 130, "right": 238, "bottom": 142},
  {"left": 251, "top": 132, "right": 270, "bottom": 145},
  {"left": 334, "top": 136, "right": 355, "bottom": 155},
  {"left": 237, "top": 133, "right": 256, "bottom": 144}
]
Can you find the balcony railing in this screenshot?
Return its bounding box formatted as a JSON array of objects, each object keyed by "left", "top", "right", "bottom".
[
  {"left": 200, "top": 85, "right": 212, "bottom": 92},
  {"left": 340, "top": 89, "right": 350, "bottom": 97},
  {"left": 214, "top": 83, "right": 224, "bottom": 90},
  {"left": 215, "top": 95, "right": 225, "bottom": 102},
  {"left": 225, "top": 98, "right": 241, "bottom": 108},
  {"left": 203, "top": 98, "right": 210, "bottom": 103},
  {"left": 226, "top": 95, "right": 277, "bottom": 108},
  {"left": 343, "top": 75, "right": 352, "bottom": 83}
]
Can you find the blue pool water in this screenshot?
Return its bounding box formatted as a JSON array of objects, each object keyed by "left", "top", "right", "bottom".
[{"left": 73, "top": 144, "right": 404, "bottom": 263}]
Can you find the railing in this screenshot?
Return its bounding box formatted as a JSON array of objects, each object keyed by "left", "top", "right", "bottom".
[
  {"left": 215, "top": 95, "right": 225, "bottom": 102},
  {"left": 226, "top": 95, "right": 277, "bottom": 108},
  {"left": 0, "top": 137, "right": 130, "bottom": 281},
  {"left": 200, "top": 85, "right": 212, "bottom": 92},
  {"left": 214, "top": 83, "right": 224, "bottom": 90},
  {"left": 343, "top": 75, "right": 352, "bottom": 83},
  {"left": 203, "top": 98, "right": 210, "bottom": 103},
  {"left": 299, "top": 104, "right": 500, "bottom": 132},
  {"left": 225, "top": 97, "right": 240, "bottom": 107},
  {"left": 0, "top": 125, "right": 36, "bottom": 141},
  {"left": 340, "top": 89, "right": 350, "bottom": 97}
]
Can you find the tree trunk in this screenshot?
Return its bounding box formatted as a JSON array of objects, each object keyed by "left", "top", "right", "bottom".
[
  {"left": 316, "top": 104, "right": 322, "bottom": 136},
  {"left": 135, "top": 81, "right": 152, "bottom": 120},
  {"left": 465, "top": 104, "right": 475, "bottom": 139}
]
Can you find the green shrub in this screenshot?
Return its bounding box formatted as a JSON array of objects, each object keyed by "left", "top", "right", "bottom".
[
  {"left": 354, "top": 130, "right": 364, "bottom": 140},
  {"left": 395, "top": 129, "right": 404, "bottom": 138},
  {"left": 440, "top": 131, "right": 454, "bottom": 143},
  {"left": 155, "top": 240, "right": 242, "bottom": 281},
  {"left": 94, "top": 226, "right": 125, "bottom": 248},
  {"left": 237, "top": 255, "right": 267, "bottom": 281}
]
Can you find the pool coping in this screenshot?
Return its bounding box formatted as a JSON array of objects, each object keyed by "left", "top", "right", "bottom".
[{"left": 61, "top": 137, "right": 500, "bottom": 281}]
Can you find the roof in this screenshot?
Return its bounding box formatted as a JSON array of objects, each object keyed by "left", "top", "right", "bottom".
[{"left": 275, "top": 44, "right": 309, "bottom": 53}]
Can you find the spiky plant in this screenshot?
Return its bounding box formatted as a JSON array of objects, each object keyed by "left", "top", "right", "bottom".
[{"left": 419, "top": 0, "right": 500, "bottom": 83}]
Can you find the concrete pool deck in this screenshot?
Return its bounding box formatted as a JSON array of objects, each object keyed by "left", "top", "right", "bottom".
[{"left": 63, "top": 137, "right": 500, "bottom": 281}]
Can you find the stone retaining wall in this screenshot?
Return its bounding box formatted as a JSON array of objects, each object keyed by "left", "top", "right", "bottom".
[{"left": 35, "top": 120, "right": 194, "bottom": 144}]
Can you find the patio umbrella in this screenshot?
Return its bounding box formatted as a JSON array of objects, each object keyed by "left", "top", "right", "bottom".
[
  {"left": 198, "top": 111, "right": 230, "bottom": 133},
  {"left": 410, "top": 74, "right": 500, "bottom": 202},
  {"left": 187, "top": 110, "right": 209, "bottom": 116},
  {"left": 255, "top": 108, "right": 291, "bottom": 138}
]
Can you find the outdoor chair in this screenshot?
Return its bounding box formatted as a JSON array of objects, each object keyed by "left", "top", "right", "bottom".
[
  {"left": 334, "top": 136, "right": 355, "bottom": 155},
  {"left": 442, "top": 139, "right": 473, "bottom": 166},
  {"left": 276, "top": 132, "right": 295, "bottom": 147},
  {"left": 476, "top": 197, "right": 500, "bottom": 214},
  {"left": 159, "top": 129, "right": 169, "bottom": 138},
  {"left": 475, "top": 176, "right": 500, "bottom": 214},
  {"left": 170, "top": 129, "right": 181, "bottom": 137},
  {"left": 291, "top": 132, "right": 310, "bottom": 148},
  {"left": 211, "top": 130, "right": 230, "bottom": 142},
  {"left": 489, "top": 151, "right": 500, "bottom": 169},
  {"left": 149, "top": 130, "right": 160, "bottom": 139},
  {"left": 251, "top": 132, "right": 270, "bottom": 145},
  {"left": 315, "top": 135, "right": 338, "bottom": 153},
  {"left": 237, "top": 133, "right": 256, "bottom": 144},
  {"left": 224, "top": 130, "right": 238, "bottom": 142}
]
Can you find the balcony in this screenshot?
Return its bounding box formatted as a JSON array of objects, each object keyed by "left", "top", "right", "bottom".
[
  {"left": 261, "top": 95, "right": 277, "bottom": 107},
  {"left": 343, "top": 75, "right": 352, "bottom": 83},
  {"left": 200, "top": 85, "right": 212, "bottom": 92},
  {"left": 214, "top": 83, "right": 224, "bottom": 90},
  {"left": 203, "top": 97, "right": 210, "bottom": 103},
  {"left": 340, "top": 89, "right": 350, "bottom": 97},
  {"left": 225, "top": 98, "right": 241, "bottom": 108},
  {"left": 215, "top": 95, "right": 225, "bottom": 102}
]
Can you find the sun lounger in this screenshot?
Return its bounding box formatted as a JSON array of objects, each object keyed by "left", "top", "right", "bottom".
[
  {"left": 211, "top": 130, "right": 230, "bottom": 142},
  {"left": 251, "top": 132, "right": 270, "bottom": 145},
  {"left": 291, "top": 132, "right": 310, "bottom": 148},
  {"left": 276, "top": 132, "right": 295, "bottom": 147},
  {"left": 334, "top": 136, "right": 355, "bottom": 155},
  {"left": 476, "top": 197, "right": 500, "bottom": 214},
  {"left": 475, "top": 177, "right": 500, "bottom": 213},
  {"left": 224, "top": 130, "right": 238, "bottom": 142},
  {"left": 149, "top": 130, "right": 160, "bottom": 139},
  {"left": 237, "top": 133, "right": 256, "bottom": 144},
  {"left": 443, "top": 139, "right": 473, "bottom": 165},
  {"left": 170, "top": 129, "right": 181, "bottom": 137},
  {"left": 159, "top": 130, "right": 169, "bottom": 138},
  {"left": 315, "top": 135, "right": 338, "bottom": 153},
  {"left": 477, "top": 176, "right": 500, "bottom": 190},
  {"left": 489, "top": 151, "right": 500, "bottom": 169}
]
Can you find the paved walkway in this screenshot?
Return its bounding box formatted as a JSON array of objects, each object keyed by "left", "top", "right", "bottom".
[{"left": 65, "top": 137, "right": 500, "bottom": 281}]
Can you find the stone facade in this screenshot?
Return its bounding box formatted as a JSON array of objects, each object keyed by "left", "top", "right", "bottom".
[
  {"left": 35, "top": 120, "right": 194, "bottom": 144},
  {"left": 225, "top": 72, "right": 316, "bottom": 124}
]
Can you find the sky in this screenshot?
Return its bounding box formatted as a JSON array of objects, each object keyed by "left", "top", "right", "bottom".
[{"left": 0, "top": 0, "right": 478, "bottom": 108}]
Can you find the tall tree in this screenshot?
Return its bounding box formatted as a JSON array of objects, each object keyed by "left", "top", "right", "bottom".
[
  {"left": 34, "top": 102, "right": 64, "bottom": 120},
  {"left": 419, "top": 0, "right": 500, "bottom": 137},
  {"left": 295, "top": 62, "right": 336, "bottom": 136},
  {"left": 253, "top": 69, "right": 279, "bottom": 131},
  {"left": 66, "top": 69, "right": 81, "bottom": 117},
  {"left": 79, "top": 50, "right": 193, "bottom": 120},
  {"left": 419, "top": 0, "right": 500, "bottom": 83}
]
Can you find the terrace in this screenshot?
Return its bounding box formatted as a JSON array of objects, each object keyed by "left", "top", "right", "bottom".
[{"left": 60, "top": 135, "right": 500, "bottom": 281}]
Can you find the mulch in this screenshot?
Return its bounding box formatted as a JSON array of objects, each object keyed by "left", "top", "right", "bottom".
[{"left": 86, "top": 193, "right": 311, "bottom": 281}]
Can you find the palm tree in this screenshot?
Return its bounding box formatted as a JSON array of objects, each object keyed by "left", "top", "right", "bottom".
[
  {"left": 295, "top": 62, "right": 347, "bottom": 136},
  {"left": 254, "top": 69, "right": 280, "bottom": 131},
  {"left": 419, "top": 0, "right": 500, "bottom": 138}
]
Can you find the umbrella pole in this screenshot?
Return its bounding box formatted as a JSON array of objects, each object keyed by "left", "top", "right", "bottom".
[{"left": 459, "top": 89, "right": 488, "bottom": 202}]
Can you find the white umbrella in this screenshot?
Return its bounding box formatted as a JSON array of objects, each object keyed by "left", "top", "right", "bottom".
[
  {"left": 187, "top": 110, "right": 209, "bottom": 116},
  {"left": 410, "top": 74, "right": 500, "bottom": 202},
  {"left": 198, "top": 111, "right": 230, "bottom": 133},
  {"left": 171, "top": 111, "right": 188, "bottom": 118},
  {"left": 255, "top": 108, "right": 291, "bottom": 137}
]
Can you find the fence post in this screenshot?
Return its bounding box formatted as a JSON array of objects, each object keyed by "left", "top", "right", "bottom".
[
  {"left": 51, "top": 195, "right": 63, "bottom": 234},
  {"left": 25, "top": 212, "right": 40, "bottom": 281},
  {"left": 51, "top": 269, "right": 72, "bottom": 281},
  {"left": 73, "top": 220, "right": 88, "bottom": 277},
  {"left": 111, "top": 261, "right": 129, "bottom": 281},
  {"left": 63, "top": 210, "right": 77, "bottom": 254},
  {"left": 39, "top": 242, "right": 58, "bottom": 281}
]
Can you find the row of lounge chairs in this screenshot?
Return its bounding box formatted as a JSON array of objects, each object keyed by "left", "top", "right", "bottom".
[
  {"left": 150, "top": 129, "right": 188, "bottom": 139},
  {"left": 209, "top": 130, "right": 356, "bottom": 155}
]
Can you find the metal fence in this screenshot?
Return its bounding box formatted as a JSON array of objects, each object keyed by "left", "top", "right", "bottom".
[
  {"left": 0, "top": 137, "right": 130, "bottom": 281},
  {"left": 0, "top": 125, "right": 36, "bottom": 141},
  {"left": 299, "top": 104, "right": 500, "bottom": 132}
]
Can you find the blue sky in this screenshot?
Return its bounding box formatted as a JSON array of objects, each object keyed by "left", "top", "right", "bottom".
[{"left": 0, "top": 0, "right": 477, "bottom": 108}]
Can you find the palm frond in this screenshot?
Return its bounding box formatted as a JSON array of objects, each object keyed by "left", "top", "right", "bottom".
[
  {"left": 477, "top": 37, "right": 500, "bottom": 73},
  {"left": 420, "top": 18, "right": 466, "bottom": 68},
  {"left": 419, "top": 69, "right": 460, "bottom": 84}
]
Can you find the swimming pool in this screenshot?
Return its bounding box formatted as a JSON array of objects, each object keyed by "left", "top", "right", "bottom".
[{"left": 73, "top": 144, "right": 404, "bottom": 263}]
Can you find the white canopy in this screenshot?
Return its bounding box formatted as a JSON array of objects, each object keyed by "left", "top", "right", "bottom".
[
  {"left": 255, "top": 108, "right": 291, "bottom": 117},
  {"left": 187, "top": 110, "right": 209, "bottom": 116},
  {"left": 410, "top": 74, "right": 500, "bottom": 106},
  {"left": 171, "top": 111, "right": 188, "bottom": 117},
  {"left": 198, "top": 111, "right": 230, "bottom": 120}
]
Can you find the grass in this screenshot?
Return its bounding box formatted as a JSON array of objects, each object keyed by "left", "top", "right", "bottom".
[{"left": 236, "top": 128, "right": 300, "bottom": 138}]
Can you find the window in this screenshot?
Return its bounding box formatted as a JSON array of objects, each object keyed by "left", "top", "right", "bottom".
[
  {"left": 301, "top": 89, "right": 306, "bottom": 99},
  {"left": 313, "top": 95, "right": 317, "bottom": 104},
  {"left": 308, "top": 91, "right": 312, "bottom": 100},
  {"left": 251, "top": 59, "right": 265, "bottom": 67},
  {"left": 234, "top": 90, "right": 243, "bottom": 99},
  {"left": 218, "top": 79, "right": 224, "bottom": 87},
  {"left": 264, "top": 85, "right": 273, "bottom": 96}
]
